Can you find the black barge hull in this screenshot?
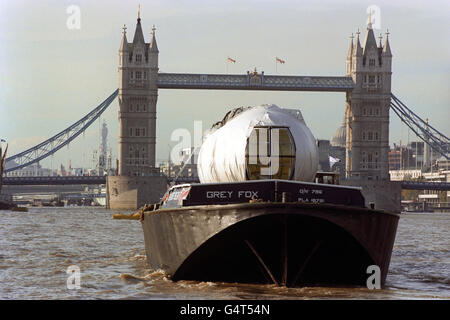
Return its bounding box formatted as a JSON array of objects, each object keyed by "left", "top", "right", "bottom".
[
  {"left": 141, "top": 202, "right": 399, "bottom": 287},
  {"left": 0, "top": 200, "right": 16, "bottom": 210}
]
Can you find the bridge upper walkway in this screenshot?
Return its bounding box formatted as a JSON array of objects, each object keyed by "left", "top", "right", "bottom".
[{"left": 157, "top": 73, "right": 354, "bottom": 92}]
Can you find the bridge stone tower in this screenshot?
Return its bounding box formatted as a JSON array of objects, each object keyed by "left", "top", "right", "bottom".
[
  {"left": 345, "top": 23, "right": 392, "bottom": 180},
  {"left": 343, "top": 23, "right": 401, "bottom": 211},
  {"left": 118, "top": 15, "right": 158, "bottom": 175},
  {"left": 107, "top": 13, "right": 167, "bottom": 210}
]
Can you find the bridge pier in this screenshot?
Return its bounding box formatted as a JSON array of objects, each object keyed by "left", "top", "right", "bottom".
[
  {"left": 106, "top": 175, "right": 167, "bottom": 210},
  {"left": 341, "top": 180, "right": 402, "bottom": 212}
]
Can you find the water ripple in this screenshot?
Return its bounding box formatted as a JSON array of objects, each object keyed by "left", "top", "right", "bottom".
[{"left": 0, "top": 207, "right": 448, "bottom": 299}]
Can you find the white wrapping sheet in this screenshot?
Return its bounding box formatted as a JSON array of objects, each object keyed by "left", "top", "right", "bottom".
[{"left": 197, "top": 104, "right": 319, "bottom": 183}]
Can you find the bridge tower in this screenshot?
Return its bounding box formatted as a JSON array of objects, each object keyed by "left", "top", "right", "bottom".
[
  {"left": 118, "top": 14, "right": 158, "bottom": 175},
  {"left": 344, "top": 22, "right": 400, "bottom": 211},
  {"left": 345, "top": 22, "right": 392, "bottom": 180},
  {"left": 107, "top": 11, "right": 167, "bottom": 210}
]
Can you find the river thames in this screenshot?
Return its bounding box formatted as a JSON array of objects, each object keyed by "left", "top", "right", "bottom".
[{"left": 0, "top": 207, "right": 448, "bottom": 299}]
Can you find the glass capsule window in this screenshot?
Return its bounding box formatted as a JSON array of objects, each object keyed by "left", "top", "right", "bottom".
[{"left": 245, "top": 127, "right": 296, "bottom": 180}]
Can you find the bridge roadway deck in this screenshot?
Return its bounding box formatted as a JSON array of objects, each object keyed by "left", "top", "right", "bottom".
[
  {"left": 2, "top": 176, "right": 198, "bottom": 185},
  {"left": 3, "top": 176, "right": 450, "bottom": 191},
  {"left": 400, "top": 181, "right": 450, "bottom": 191}
]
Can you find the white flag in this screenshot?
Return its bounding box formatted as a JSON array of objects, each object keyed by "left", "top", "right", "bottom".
[{"left": 329, "top": 156, "right": 341, "bottom": 168}]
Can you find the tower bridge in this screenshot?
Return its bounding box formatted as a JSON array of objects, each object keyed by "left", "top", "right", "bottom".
[
  {"left": 110, "top": 13, "right": 398, "bottom": 210},
  {"left": 4, "top": 12, "right": 449, "bottom": 211}
]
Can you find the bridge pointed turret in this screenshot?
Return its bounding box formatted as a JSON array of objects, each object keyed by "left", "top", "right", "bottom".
[
  {"left": 346, "top": 33, "right": 355, "bottom": 75},
  {"left": 363, "top": 23, "right": 378, "bottom": 55},
  {"left": 354, "top": 30, "right": 363, "bottom": 56},
  {"left": 119, "top": 24, "right": 128, "bottom": 52},
  {"left": 119, "top": 25, "right": 129, "bottom": 69},
  {"left": 132, "top": 11, "right": 146, "bottom": 44},
  {"left": 347, "top": 33, "right": 354, "bottom": 59},
  {"left": 150, "top": 25, "right": 159, "bottom": 53},
  {"left": 382, "top": 30, "right": 392, "bottom": 57}
]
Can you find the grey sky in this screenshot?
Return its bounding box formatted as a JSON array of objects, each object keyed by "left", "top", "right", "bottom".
[{"left": 0, "top": 0, "right": 449, "bottom": 169}]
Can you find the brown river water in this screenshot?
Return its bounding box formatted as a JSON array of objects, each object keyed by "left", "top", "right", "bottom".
[{"left": 0, "top": 207, "right": 448, "bottom": 300}]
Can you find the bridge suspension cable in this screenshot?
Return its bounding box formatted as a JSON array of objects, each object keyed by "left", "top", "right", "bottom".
[
  {"left": 4, "top": 89, "right": 448, "bottom": 173},
  {"left": 390, "top": 93, "right": 449, "bottom": 160},
  {"left": 4, "top": 89, "right": 119, "bottom": 173}
]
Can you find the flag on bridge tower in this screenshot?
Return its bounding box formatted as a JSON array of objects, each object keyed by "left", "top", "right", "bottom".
[
  {"left": 226, "top": 57, "right": 236, "bottom": 74},
  {"left": 276, "top": 57, "right": 285, "bottom": 64},
  {"left": 275, "top": 57, "right": 285, "bottom": 73}
]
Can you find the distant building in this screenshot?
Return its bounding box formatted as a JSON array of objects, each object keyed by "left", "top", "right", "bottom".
[
  {"left": 389, "top": 169, "right": 422, "bottom": 181},
  {"left": 419, "top": 170, "right": 450, "bottom": 205},
  {"left": 436, "top": 156, "right": 450, "bottom": 171},
  {"left": 159, "top": 147, "right": 199, "bottom": 179},
  {"left": 5, "top": 162, "right": 55, "bottom": 177},
  {"left": 406, "top": 141, "right": 424, "bottom": 168},
  {"left": 57, "top": 164, "right": 67, "bottom": 176},
  {"left": 329, "top": 116, "right": 346, "bottom": 178},
  {"left": 388, "top": 144, "right": 409, "bottom": 170},
  {"left": 72, "top": 168, "right": 85, "bottom": 176},
  {"left": 389, "top": 141, "right": 448, "bottom": 171},
  {"left": 317, "top": 139, "right": 331, "bottom": 172}
]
